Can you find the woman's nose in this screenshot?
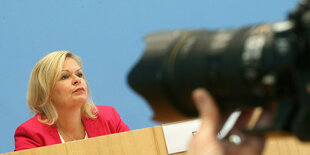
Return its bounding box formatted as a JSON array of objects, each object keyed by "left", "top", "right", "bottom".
[{"left": 72, "top": 75, "right": 81, "bottom": 85}]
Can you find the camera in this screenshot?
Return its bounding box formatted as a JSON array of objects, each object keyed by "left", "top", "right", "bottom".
[{"left": 128, "top": 0, "right": 310, "bottom": 141}]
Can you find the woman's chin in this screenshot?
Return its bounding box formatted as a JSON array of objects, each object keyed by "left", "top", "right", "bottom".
[{"left": 73, "top": 97, "right": 87, "bottom": 106}]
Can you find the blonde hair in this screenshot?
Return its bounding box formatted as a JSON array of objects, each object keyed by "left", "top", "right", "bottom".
[{"left": 27, "top": 51, "right": 97, "bottom": 125}]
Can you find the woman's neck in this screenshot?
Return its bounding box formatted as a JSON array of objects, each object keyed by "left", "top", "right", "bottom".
[{"left": 56, "top": 108, "right": 85, "bottom": 141}]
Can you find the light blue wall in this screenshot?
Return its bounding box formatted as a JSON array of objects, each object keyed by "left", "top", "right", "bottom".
[{"left": 0, "top": 0, "right": 299, "bottom": 153}]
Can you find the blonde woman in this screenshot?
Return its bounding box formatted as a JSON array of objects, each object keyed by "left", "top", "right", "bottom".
[{"left": 14, "top": 51, "right": 130, "bottom": 151}]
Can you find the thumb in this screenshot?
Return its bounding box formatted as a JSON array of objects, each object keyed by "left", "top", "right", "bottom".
[{"left": 192, "top": 88, "right": 220, "bottom": 136}]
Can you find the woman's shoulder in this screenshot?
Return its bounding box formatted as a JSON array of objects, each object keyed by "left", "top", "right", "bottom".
[
  {"left": 15, "top": 114, "right": 56, "bottom": 135},
  {"left": 16, "top": 115, "right": 44, "bottom": 130},
  {"left": 95, "top": 105, "right": 116, "bottom": 111},
  {"left": 90, "top": 105, "right": 130, "bottom": 133},
  {"left": 95, "top": 105, "right": 118, "bottom": 117},
  {"left": 14, "top": 115, "right": 59, "bottom": 151}
]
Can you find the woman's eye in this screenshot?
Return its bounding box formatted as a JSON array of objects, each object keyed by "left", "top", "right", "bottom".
[
  {"left": 61, "top": 75, "right": 69, "bottom": 80},
  {"left": 77, "top": 73, "right": 83, "bottom": 78}
]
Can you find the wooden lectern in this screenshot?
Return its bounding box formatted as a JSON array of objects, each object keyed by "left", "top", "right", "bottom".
[{"left": 2, "top": 123, "right": 310, "bottom": 155}]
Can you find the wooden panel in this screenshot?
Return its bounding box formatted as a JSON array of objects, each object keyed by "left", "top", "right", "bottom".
[
  {"left": 2, "top": 143, "right": 67, "bottom": 155},
  {"left": 2, "top": 125, "right": 310, "bottom": 155},
  {"left": 64, "top": 127, "right": 163, "bottom": 155},
  {"left": 263, "top": 132, "right": 310, "bottom": 155}
]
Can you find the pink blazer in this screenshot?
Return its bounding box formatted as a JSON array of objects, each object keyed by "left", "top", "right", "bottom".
[{"left": 14, "top": 105, "right": 130, "bottom": 151}]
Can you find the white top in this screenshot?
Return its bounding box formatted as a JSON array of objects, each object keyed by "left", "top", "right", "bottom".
[{"left": 58, "top": 131, "right": 88, "bottom": 143}]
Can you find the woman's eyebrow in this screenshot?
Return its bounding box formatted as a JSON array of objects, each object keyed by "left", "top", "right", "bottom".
[{"left": 61, "top": 68, "right": 82, "bottom": 72}]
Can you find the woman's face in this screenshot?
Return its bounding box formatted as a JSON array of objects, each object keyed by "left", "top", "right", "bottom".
[{"left": 50, "top": 57, "right": 88, "bottom": 110}]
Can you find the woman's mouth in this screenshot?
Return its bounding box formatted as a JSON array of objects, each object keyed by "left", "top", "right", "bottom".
[{"left": 74, "top": 88, "right": 85, "bottom": 93}]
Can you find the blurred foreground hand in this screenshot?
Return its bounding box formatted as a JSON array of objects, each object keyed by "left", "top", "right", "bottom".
[{"left": 187, "top": 88, "right": 265, "bottom": 155}]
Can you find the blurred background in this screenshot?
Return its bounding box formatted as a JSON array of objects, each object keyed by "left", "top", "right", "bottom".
[{"left": 0, "top": 0, "right": 299, "bottom": 153}]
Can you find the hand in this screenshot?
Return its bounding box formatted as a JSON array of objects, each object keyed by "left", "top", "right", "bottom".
[{"left": 187, "top": 88, "right": 265, "bottom": 155}]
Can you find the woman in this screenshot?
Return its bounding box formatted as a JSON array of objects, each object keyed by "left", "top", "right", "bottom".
[{"left": 14, "top": 51, "right": 130, "bottom": 151}]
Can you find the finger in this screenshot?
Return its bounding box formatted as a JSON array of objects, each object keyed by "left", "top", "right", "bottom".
[{"left": 192, "top": 88, "right": 220, "bottom": 136}]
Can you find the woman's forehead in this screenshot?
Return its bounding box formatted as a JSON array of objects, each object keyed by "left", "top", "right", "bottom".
[{"left": 63, "top": 57, "right": 81, "bottom": 68}]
